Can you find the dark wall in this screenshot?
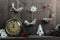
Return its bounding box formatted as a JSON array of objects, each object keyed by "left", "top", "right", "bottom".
[
  {"left": 0, "top": 0, "right": 56, "bottom": 34},
  {"left": 56, "top": 0, "right": 60, "bottom": 24}
]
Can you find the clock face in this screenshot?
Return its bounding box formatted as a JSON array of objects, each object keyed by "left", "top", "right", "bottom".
[{"left": 5, "top": 19, "right": 21, "bottom": 35}]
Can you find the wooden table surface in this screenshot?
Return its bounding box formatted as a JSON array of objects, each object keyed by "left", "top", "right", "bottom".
[{"left": 0, "top": 36, "right": 60, "bottom": 40}]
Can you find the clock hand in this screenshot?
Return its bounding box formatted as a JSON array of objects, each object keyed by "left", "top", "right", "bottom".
[
  {"left": 10, "top": 21, "right": 15, "bottom": 28},
  {"left": 13, "top": 24, "right": 14, "bottom": 28}
]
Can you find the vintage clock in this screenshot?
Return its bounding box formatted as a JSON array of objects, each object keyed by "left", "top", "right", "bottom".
[{"left": 5, "top": 19, "right": 21, "bottom": 36}]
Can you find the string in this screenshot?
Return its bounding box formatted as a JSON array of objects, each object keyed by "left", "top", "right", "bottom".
[{"left": 30, "top": 0, "right": 34, "bottom": 20}]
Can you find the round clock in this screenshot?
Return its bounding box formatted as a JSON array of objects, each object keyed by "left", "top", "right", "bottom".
[{"left": 5, "top": 19, "right": 21, "bottom": 36}]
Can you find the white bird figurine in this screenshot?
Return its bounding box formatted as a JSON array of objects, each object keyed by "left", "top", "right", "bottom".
[
  {"left": 0, "top": 29, "right": 7, "bottom": 38},
  {"left": 36, "top": 24, "right": 44, "bottom": 36},
  {"left": 24, "top": 19, "right": 36, "bottom": 25},
  {"left": 11, "top": 3, "right": 23, "bottom": 12}
]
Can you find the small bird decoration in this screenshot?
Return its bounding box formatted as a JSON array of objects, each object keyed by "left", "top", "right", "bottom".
[
  {"left": 11, "top": 3, "right": 23, "bottom": 13},
  {"left": 24, "top": 19, "right": 36, "bottom": 26},
  {"left": 0, "top": 29, "right": 7, "bottom": 38},
  {"left": 36, "top": 24, "right": 44, "bottom": 36}
]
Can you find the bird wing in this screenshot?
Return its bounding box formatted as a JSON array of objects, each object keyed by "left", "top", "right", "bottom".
[
  {"left": 30, "top": 19, "right": 36, "bottom": 25},
  {"left": 16, "top": 7, "right": 23, "bottom": 12}
]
